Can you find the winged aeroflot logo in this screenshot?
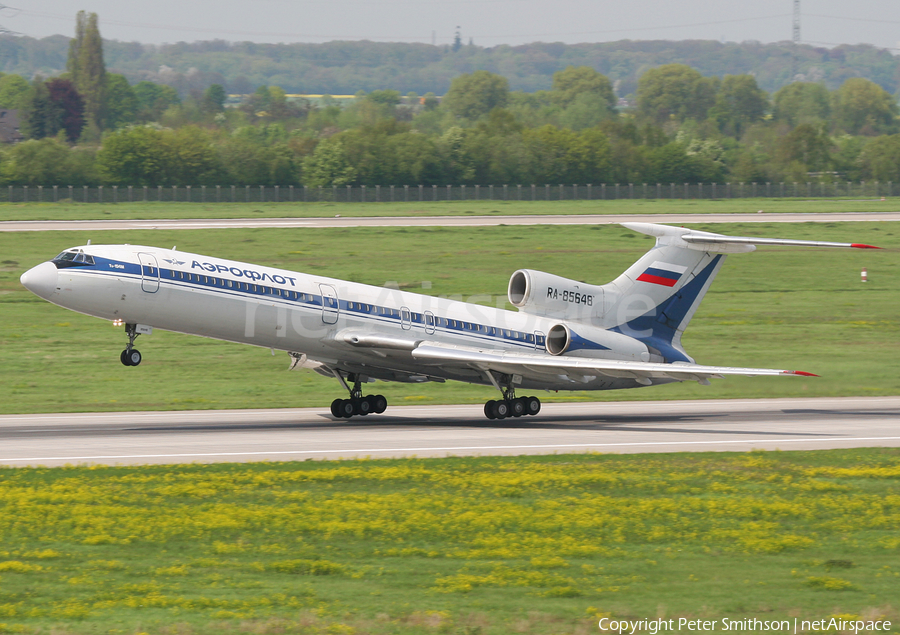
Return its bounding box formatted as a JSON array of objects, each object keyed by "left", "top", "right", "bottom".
[{"left": 162, "top": 258, "right": 186, "bottom": 266}]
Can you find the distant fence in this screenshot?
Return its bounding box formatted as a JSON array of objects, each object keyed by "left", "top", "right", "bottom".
[{"left": 3, "top": 182, "right": 898, "bottom": 203}]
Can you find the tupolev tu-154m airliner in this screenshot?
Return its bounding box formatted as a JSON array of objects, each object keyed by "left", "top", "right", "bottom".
[{"left": 20, "top": 222, "right": 879, "bottom": 420}]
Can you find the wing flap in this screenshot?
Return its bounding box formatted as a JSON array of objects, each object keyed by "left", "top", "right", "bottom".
[{"left": 410, "top": 344, "right": 816, "bottom": 382}]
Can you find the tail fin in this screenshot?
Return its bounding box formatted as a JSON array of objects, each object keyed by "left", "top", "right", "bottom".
[{"left": 596, "top": 223, "right": 878, "bottom": 363}]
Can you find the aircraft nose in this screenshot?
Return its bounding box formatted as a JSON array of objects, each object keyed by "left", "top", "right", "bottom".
[{"left": 20, "top": 261, "right": 59, "bottom": 300}]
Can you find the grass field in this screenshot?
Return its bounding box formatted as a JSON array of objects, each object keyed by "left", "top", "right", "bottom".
[
  {"left": 1, "top": 222, "right": 898, "bottom": 414},
  {"left": 0, "top": 450, "right": 897, "bottom": 634},
  {"left": 0, "top": 197, "right": 898, "bottom": 222}
]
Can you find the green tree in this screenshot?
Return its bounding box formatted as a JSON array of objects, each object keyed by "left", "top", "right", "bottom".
[
  {"left": 832, "top": 77, "right": 899, "bottom": 135},
  {"left": 422, "top": 92, "right": 439, "bottom": 111},
  {"left": 367, "top": 90, "right": 401, "bottom": 107},
  {"left": 551, "top": 66, "right": 616, "bottom": 112},
  {"left": 857, "top": 134, "right": 900, "bottom": 181},
  {"left": 636, "top": 64, "right": 718, "bottom": 124},
  {"left": 0, "top": 138, "right": 98, "bottom": 185},
  {"left": 20, "top": 78, "right": 62, "bottom": 141},
  {"left": 709, "top": 74, "right": 768, "bottom": 137},
  {"left": 443, "top": 71, "right": 509, "bottom": 120},
  {"left": 97, "top": 125, "right": 221, "bottom": 185},
  {"left": 301, "top": 139, "right": 357, "bottom": 187},
  {"left": 104, "top": 73, "right": 137, "bottom": 130},
  {"left": 67, "top": 11, "right": 107, "bottom": 134},
  {"left": 202, "top": 84, "right": 227, "bottom": 114},
  {"left": 558, "top": 93, "right": 615, "bottom": 131},
  {"left": 521, "top": 125, "right": 594, "bottom": 184},
  {"left": 166, "top": 126, "right": 222, "bottom": 184},
  {"left": 96, "top": 126, "right": 171, "bottom": 184},
  {"left": 0, "top": 74, "right": 30, "bottom": 109},
  {"left": 776, "top": 124, "right": 832, "bottom": 171},
  {"left": 772, "top": 82, "right": 831, "bottom": 127},
  {"left": 217, "top": 125, "right": 300, "bottom": 185},
  {"left": 133, "top": 82, "right": 180, "bottom": 121}
]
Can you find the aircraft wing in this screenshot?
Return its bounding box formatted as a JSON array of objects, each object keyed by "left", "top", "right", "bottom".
[{"left": 410, "top": 343, "right": 815, "bottom": 386}]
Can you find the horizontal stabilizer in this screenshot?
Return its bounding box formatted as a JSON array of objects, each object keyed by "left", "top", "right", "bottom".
[
  {"left": 681, "top": 235, "right": 882, "bottom": 250},
  {"left": 621, "top": 222, "right": 881, "bottom": 253}
]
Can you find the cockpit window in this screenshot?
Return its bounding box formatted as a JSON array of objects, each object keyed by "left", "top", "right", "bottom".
[
  {"left": 54, "top": 250, "right": 78, "bottom": 262},
  {"left": 52, "top": 249, "right": 94, "bottom": 267}
]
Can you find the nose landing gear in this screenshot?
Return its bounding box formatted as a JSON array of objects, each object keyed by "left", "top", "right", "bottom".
[
  {"left": 120, "top": 323, "right": 143, "bottom": 366},
  {"left": 330, "top": 372, "right": 387, "bottom": 419}
]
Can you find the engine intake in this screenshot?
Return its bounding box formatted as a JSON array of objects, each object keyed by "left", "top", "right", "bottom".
[
  {"left": 508, "top": 269, "right": 602, "bottom": 319},
  {"left": 546, "top": 324, "right": 571, "bottom": 355}
]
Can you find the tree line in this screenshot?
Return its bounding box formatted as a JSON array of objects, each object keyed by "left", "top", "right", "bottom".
[
  {"left": 2, "top": 34, "right": 899, "bottom": 97},
  {"left": 4, "top": 14, "right": 900, "bottom": 189}
]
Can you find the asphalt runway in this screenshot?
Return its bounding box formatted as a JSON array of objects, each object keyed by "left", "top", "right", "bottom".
[
  {"left": 3, "top": 211, "right": 900, "bottom": 232},
  {"left": 1, "top": 396, "right": 898, "bottom": 467}
]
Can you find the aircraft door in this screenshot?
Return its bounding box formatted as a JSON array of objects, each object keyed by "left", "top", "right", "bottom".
[
  {"left": 424, "top": 311, "right": 436, "bottom": 335},
  {"left": 400, "top": 307, "right": 412, "bottom": 330},
  {"left": 138, "top": 253, "right": 160, "bottom": 293},
  {"left": 319, "top": 284, "right": 339, "bottom": 324}
]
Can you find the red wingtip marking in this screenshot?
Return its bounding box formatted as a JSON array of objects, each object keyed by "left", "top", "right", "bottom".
[
  {"left": 851, "top": 243, "right": 882, "bottom": 249},
  {"left": 784, "top": 370, "right": 819, "bottom": 377}
]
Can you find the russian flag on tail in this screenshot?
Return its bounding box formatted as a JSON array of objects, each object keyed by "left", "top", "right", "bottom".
[{"left": 637, "top": 261, "right": 687, "bottom": 287}]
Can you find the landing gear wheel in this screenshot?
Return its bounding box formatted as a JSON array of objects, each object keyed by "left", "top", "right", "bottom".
[
  {"left": 337, "top": 399, "right": 356, "bottom": 419},
  {"left": 372, "top": 395, "right": 387, "bottom": 414},
  {"left": 124, "top": 349, "right": 141, "bottom": 366},
  {"left": 525, "top": 396, "right": 541, "bottom": 416},
  {"left": 484, "top": 400, "right": 497, "bottom": 420},
  {"left": 357, "top": 397, "right": 372, "bottom": 416},
  {"left": 510, "top": 398, "right": 526, "bottom": 417},
  {"left": 120, "top": 324, "right": 143, "bottom": 367},
  {"left": 330, "top": 398, "right": 343, "bottom": 418},
  {"left": 491, "top": 400, "right": 510, "bottom": 419}
]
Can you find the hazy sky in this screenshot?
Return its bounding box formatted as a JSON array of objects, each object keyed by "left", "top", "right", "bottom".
[{"left": 4, "top": 0, "right": 900, "bottom": 51}]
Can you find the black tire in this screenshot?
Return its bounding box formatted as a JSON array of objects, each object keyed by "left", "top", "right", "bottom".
[
  {"left": 330, "top": 399, "right": 343, "bottom": 418},
  {"left": 510, "top": 398, "right": 526, "bottom": 417},
  {"left": 492, "top": 400, "right": 509, "bottom": 419},
  {"left": 484, "top": 400, "right": 497, "bottom": 419},
  {"left": 338, "top": 399, "right": 356, "bottom": 418},
  {"left": 372, "top": 395, "right": 388, "bottom": 414},
  {"left": 120, "top": 350, "right": 131, "bottom": 366},
  {"left": 126, "top": 349, "right": 142, "bottom": 366},
  {"left": 525, "top": 396, "right": 541, "bottom": 416},
  {"left": 357, "top": 397, "right": 372, "bottom": 416}
]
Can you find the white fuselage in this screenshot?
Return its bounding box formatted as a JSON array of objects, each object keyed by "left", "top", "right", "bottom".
[{"left": 30, "top": 244, "right": 654, "bottom": 391}]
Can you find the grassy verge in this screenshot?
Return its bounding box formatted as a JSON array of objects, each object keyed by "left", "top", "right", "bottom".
[
  {"left": 0, "top": 197, "right": 899, "bottom": 222},
  {"left": 0, "top": 450, "right": 898, "bottom": 634},
  {"left": 1, "top": 222, "right": 898, "bottom": 414}
]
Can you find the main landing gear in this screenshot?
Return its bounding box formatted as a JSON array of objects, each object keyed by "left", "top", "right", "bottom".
[
  {"left": 483, "top": 377, "right": 541, "bottom": 420},
  {"left": 120, "top": 323, "right": 142, "bottom": 366},
  {"left": 330, "top": 373, "right": 387, "bottom": 419}
]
